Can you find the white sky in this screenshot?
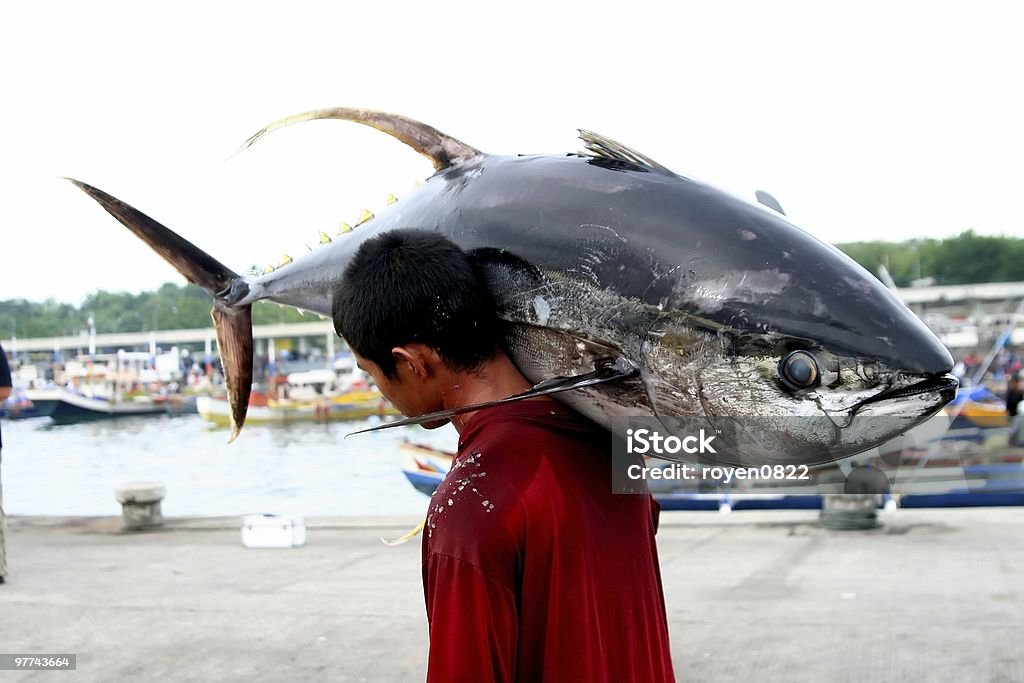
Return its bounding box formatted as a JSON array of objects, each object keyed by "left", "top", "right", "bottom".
[{"left": 2, "top": 1, "right": 1021, "bottom": 305}]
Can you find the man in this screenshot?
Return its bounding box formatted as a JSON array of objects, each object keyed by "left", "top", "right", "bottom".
[
  {"left": 333, "top": 230, "right": 674, "bottom": 682},
  {"left": 1007, "top": 373, "right": 1024, "bottom": 447},
  {"left": 1007, "top": 373, "right": 1022, "bottom": 418},
  {"left": 0, "top": 342, "right": 12, "bottom": 585}
]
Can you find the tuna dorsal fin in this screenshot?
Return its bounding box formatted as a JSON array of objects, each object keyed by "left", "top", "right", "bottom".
[
  {"left": 755, "top": 190, "right": 786, "bottom": 215},
  {"left": 577, "top": 129, "right": 672, "bottom": 173},
  {"left": 236, "top": 108, "right": 483, "bottom": 171}
]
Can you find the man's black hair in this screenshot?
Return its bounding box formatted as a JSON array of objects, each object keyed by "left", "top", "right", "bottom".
[{"left": 333, "top": 229, "right": 502, "bottom": 378}]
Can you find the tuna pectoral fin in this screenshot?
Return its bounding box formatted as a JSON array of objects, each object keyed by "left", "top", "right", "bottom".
[
  {"left": 348, "top": 357, "right": 639, "bottom": 436},
  {"left": 212, "top": 306, "right": 253, "bottom": 443}
]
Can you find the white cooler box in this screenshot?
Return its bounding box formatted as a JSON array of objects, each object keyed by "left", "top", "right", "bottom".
[{"left": 241, "top": 514, "right": 307, "bottom": 548}]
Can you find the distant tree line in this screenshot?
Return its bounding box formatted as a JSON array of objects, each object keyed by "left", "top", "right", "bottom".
[
  {"left": 838, "top": 230, "right": 1024, "bottom": 287},
  {"left": 2, "top": 230, "right": 1022, "bottom": 337},
  {"left": 1, "top": 282, "right": 312, "bottom": 338}
]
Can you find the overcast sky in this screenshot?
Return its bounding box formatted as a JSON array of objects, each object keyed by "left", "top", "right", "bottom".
[{"left": 3, "top": 1, "right": 1021, "bottom": 306}]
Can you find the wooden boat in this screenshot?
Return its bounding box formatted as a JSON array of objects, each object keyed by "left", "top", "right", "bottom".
[
  {"left": 197, "top": 389, "right": 397, "bottom": 427},
  {"left": 399, "top": 441, "right": 457, "bottom": 494},
  {"left": 198, "top": 366, "right": 398, "bottom": 428},
  {"left": 1, "top": 389, "right": 62, "bottom": 420},
  {"left": 150, "top": 393, "right": 200, "bottom": 416},
  {"left": 939, "top": 386, "right": 1011, "bottom": 442},
  {"left": 48, "top": 390, "right": 167, "bottom": 423}
]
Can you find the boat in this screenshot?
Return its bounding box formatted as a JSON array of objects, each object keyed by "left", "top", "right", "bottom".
[
  {"left": 400, "top": 441, "right": 458, "bottom": 494},
  {"left": 3, "top": 382, "right": 192, "bottom": 424},
  {"left": 23, "top": 388, "right": 64, "bottom": 418},
  {"left": 48, "top": 389, "right": 168, "bottom": 423},
  {"left": 1, "top": 388, "right": 63, "bottom": 420},
  {"left": 944, "top": 385, "right": 1010, "bottom": 436},
  {"left": 197, "top": 369, "right": 397, "bottom": 427},
  {"left": 150, "top": 392, "right": 200, "bottom": 416},
  {"left": 197, "top": 391, "right": 396, "bottom": 426}
]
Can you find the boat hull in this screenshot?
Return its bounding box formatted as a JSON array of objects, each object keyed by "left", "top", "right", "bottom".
[
  {"left": 48, "top": 391, "right": 167, "bottom": 424},
  {"left": 0, "top": 389, "right": 63, "bottom": 420},
  {"left": 197, "top": 392, "right": 397, "bottom": 427}
]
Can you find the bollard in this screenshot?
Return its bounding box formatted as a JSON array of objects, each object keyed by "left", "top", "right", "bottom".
[
  {"left": 817, "top": 465, "right": 883, "bottom": 530},
  {"left": 820, "top": 493, "right": 880, "bottom": 530},
  {"left": 115, "top": 481, "right": 166, "bottom": 530}
]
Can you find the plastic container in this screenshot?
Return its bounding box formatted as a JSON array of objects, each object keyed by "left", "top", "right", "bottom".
[{"left": 241, "top": 514, "right": 307, "bottom": 548}]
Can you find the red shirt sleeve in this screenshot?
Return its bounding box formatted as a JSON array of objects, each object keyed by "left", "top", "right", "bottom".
[{"left": 424, "top": 552, "right": 518, "bottom": 683}]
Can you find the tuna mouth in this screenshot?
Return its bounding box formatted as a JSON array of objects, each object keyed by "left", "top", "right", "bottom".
[{"left": 854, "top": 373, "right": 959, "bottom": 411}]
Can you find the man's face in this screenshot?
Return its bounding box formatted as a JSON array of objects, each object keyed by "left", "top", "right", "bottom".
[{"left": 353, "top": 349, "right": 450, "bottom": 429}]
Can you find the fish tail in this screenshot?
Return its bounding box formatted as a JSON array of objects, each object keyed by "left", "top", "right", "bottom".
[{"left": 67, "top": 179, "right": 254, "bottom": 441}]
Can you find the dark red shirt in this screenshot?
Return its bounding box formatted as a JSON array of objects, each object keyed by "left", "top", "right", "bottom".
[{"left": 422, "top": 398, "right": 675, "bottom": 682}]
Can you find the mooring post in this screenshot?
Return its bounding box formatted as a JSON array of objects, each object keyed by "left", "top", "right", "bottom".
[{"left": 115, "top": 481, "right": 166, "bottom": 530}]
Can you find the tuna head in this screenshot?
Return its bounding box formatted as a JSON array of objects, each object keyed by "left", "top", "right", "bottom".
[{"left": 491, "top": 184, "right": 957, "bottom": 467}]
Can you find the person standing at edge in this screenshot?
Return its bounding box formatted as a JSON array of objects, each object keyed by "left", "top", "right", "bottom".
[
  {"left": 332, "top": 229, "right": 674, "bottom": 682},
  {"left": 1007, "top": 373, "right": 1024, "bottom": 447},
  {"left": 0, "top": 342, "right": 12, "bottom": 585}
]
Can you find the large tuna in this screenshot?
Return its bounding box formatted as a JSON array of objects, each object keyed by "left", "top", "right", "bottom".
[{"left": 69, "top": 108, "right": 957, "bottom": 465}]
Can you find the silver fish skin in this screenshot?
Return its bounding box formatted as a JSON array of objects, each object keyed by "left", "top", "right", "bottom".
[{"left": 70, "top": 109, "right": 956, "bottom": 463}]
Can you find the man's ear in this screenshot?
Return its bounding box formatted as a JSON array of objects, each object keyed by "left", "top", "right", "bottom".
[{"left": 392, "top": 345, "right": 432, "bottom": 379}]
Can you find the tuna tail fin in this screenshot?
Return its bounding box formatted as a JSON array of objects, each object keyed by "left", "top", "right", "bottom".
[{"left": 67, "top": 179, "right": 253, "bottom": 442}]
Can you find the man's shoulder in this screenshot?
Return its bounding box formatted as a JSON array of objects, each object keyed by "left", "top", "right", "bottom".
[
  {"left": 459, "top": 399, "right": 606, "bottom": 454},
  {"left": 428, "top": 402, "right": 603, "bottom": 544}
]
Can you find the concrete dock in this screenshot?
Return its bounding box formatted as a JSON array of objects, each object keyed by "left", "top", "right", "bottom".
[{"left": 1, "top": 508, "right": 1022, "bottom": 682}]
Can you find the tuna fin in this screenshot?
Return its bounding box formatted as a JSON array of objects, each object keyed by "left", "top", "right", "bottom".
[
  {"left": 347, "top": 357, "right": 639, "bottom": 436},
  {"left": 381, "top": 519, "right": 426, "bottom": 546},
  {"left": 355, "top": 209, "right": 374, "bottom": 226},
  {"left": 755, "top": 190, "right": 786, "bottom": 215},
  {"left": 211, "top": 306, "right": 253, "bottom": 443},
  {"left": 577, "top": 130, "right": 672, "bottom": 173},
  {"left": 67, "top": 179, "right": 255, "bottom": 441},
  {"left": 236, "top": 108, "right": 483, "bottom": 171},
  {"left": 67, "top": 179, "right": 239, "bottom": 291}
]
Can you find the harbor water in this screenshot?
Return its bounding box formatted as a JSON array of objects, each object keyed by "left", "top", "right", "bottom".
[{"left": 1, "top": 415, "right": 457, "bottom": 517}]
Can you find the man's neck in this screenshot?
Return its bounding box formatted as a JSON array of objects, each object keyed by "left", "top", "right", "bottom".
[{"left": 440, "top": 354, "right": 540, "bottom": 433}]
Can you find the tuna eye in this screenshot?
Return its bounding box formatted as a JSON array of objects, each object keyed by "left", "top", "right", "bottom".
[{"left": 780, "top": 351, "right": 819, "bottom": 390}]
